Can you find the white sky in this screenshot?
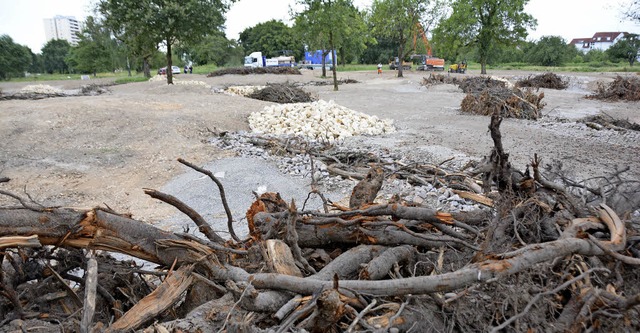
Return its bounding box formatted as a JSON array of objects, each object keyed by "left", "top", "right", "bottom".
[{"left": 0, "top": 0, "right": 637, "bottom": 54}]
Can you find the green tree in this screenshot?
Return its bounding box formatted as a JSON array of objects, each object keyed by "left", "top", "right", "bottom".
[
  {"left": 369, "top": 0, "right": 431, "bottom": 78},
  {"left": 524, "top": 36, "right": 575, "bottom": 66},
  {"left": 177, "top": 30, "right": 244, "bottom": 67},
  {"left": 360, "top": 36, "right": 396, "bottom": 64},
  {"left": 606, "top": 33, "right": 640, "bottom": 66},
  {"left": 98, "top": 0, "right": 233, "bottom": 84},
  {"left": 293, "top": 0, "right": 371, "bottom": 89},
  {"left": 433, "top": 0, "right": 536, "bottom": 74},
  {"left": 239, "top": 20, "right": 303, "bottom": 60},
  {"left": 67, "top": 16, "right": 120, "bottom": 76},
  {"left": 0, "top": 35, "right": 32, "bottom": 80},
  {"left": 583, "top": 49, "right": 608, "bottom": 63},
  {"left": 42, "top": 39, "right": 71, "bottom": 74},
  {"left": 28, "top": 50, "right": 44, "bottom": 74}
]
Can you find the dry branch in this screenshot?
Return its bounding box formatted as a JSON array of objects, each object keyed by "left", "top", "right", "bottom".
[{"left": 107, "top": 265, "right": 194, "bottom": 332}]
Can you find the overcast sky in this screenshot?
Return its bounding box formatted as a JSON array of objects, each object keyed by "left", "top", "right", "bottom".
[{"left": 0, "top": 0, "right": 637, "bottom": 53}]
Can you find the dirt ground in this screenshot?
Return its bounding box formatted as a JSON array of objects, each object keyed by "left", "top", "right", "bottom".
[{"left": 1, "top": 69, "right": 639, "bottom": 223}]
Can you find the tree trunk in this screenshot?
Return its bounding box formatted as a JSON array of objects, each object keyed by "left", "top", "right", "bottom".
[
  {"left": 397, "top": 34, "right": 405, "bottom": 78},
  {"left": 321, "top": 49, "right": 328, "bottom": 78},
  {"left": 166, "top": 39, "right": 173, "bottom": 84},
  {"left": 330, "top": 31, "right": 338, "bottom": 91},
  {"left": 143, "top": 56, "right": 151, "bottom": 78}
]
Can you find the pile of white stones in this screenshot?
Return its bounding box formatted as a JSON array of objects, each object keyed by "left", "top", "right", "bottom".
[
  {"left": 20, "top": 84, "right": 63, "bottom": 94},
  {"left": 248, "top": 100, "right": 395, "bottom": 143},
  {"left": 223, "top": 85, "right": 266, "bottom": 96}
]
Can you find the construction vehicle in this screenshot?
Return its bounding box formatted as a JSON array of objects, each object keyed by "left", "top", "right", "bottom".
[
  {"left": 412, "top": 54, "right": 445, "bottom": 71},
  {"left": 449, "top": 61, "right": 467, "bottom": 73},
  {"left": 389, "top": 57, "right": 412, "bottom": 70},
  {"left": 411, "top": 22, "right": 445, "bottom": 71},
  {"left": 244, "top": 52, "right": 296, "bottom": 68}
]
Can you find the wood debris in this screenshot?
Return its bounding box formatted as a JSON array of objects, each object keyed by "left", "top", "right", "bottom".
[
  {"left": 516, "top": 72, "right": 569, "bottom": 89},
  {"left": 207, "top": 66, "right": 302, "bottom": 77},
  {"left": 1, "top": 111, "right": 639, "bottom": 332},
  {"left": 588, "top": 75, "right": 640, "bottom": 101}
]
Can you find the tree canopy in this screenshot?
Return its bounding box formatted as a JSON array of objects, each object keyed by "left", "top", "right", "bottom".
[
  {"left": 524, "top": 36, "right": 576, "bottom": 66},
  {"left": 606, "top": 33, "right": 640, "bottom": 66},
  {"left": 370, "top": 0, "right": 432, "bottom": 78},
  {"left": 67, "top": 16, "right": 121, "bottom": 76},
  {"left": 42, "top": 39, "right": 71, "bottom": 74},
  {"left": 433, "top": 0, "right": 536, "bottom": 74},
  {"left": 98, "top": 0, "right": 233, "bottom": 83},
  {"left": 0, "top": 35, "right": 32, "bottom": 80},
  {"left": 293, "top": 0, "right": 371, "bottom": 88},
  {"left": 239, "top": 20, "right": 303, "bottom": 60}
]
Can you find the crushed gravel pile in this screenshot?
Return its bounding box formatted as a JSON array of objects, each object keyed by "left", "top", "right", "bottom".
[
  {"left": 223, "top": 85, "right": 266, "bottom": 96},
  {"left": 20, "top": 84, "right": 64, "bottom": 94},
  {"left": 148, "top": 75, "right": 212, "bottom": 89},
  {"left": 209, "top": 132, "right": 485, "bottom": 212},
  {"left": 248, "top": 99, "right": 395, "bottom": 143}
]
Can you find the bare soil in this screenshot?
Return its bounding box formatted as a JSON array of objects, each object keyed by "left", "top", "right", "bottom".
[{"left": 1, "top": 69, "right": 639, "bottom": 222}]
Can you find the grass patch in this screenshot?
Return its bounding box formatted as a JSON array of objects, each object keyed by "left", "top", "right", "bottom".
[{"left": 114, "top": 76, "right": 149, "bottom": 84}]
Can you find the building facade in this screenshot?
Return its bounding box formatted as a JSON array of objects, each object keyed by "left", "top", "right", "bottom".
[
  {"left": 569, "top": 32, "right": 627, "bottom": 53},
  {"left": 43, "top": 15, "right": 82, "bottom": 46}
]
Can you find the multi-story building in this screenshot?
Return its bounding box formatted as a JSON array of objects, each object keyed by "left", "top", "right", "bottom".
[
  {"left": 569, "top": 32, "right": 627, "bottom": 53},
  {"left": 43, "top": 15, "right": 82, "bottom": 45}
]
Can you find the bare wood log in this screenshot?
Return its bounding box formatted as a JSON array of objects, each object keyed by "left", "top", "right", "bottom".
[
  {"left": 452, "top": 189, "right": 494, "bottom": 207},
  {"left": 254, "top": 204, "right": 476, "bottom": 249},
  {"left": 311, "top": 245, "right": 386, "bottom": 281},
  {"left": 349, "top": 167, "right": 384, "bottom": 208},
  {"left": 0, "top": 235, "right": 41, "bottom": 249},
  {"left": 360, "top": 245, "right": 416, "bottom": 280},
  {"left": 326, "top": 164, "right": 365, "bottom": 180},
  {"left": 0, "top": 207, "right": 200, "bottom": 267},
  {"left": 265, "top": 239, "right": 303, "bottom": 277},
  {"left": 226, "top": 280, "right": 294, "bottom": 313},
  {"left": 247, "top": 237, "right": 613, "bottom": 296},
  {"left": 107, "top": 265, "right": 194, "bottom": 332},
  {"left": 80, "top": 253, "right": 98, "bottom": 333}
]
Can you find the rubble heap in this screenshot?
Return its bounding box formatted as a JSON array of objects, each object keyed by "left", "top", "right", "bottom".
[{"left": 248, "top": 99, "right": 395, "bottom": 143}]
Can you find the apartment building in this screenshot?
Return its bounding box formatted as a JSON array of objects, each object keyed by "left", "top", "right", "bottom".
[{"left": 43, "top": 15, "right": 82, "bottom": 45}]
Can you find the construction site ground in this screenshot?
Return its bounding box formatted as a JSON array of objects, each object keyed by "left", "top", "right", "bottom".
[{"left": 1, "top": 69, "right": 638, "bottom": 234}]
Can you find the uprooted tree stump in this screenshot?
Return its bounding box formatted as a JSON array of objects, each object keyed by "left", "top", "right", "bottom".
[
  {"left": 247, "top": 82, "right": 315, "bottom": 103},
  {"left": 1, "top": 105, "right": 639, "bottom": 332},
  {"left": 460, "top": 85, "right": 545, "bottom": 120},
  {"left": 515, "top": 72, "right": 569, "bottom": 90},
  {"left": 587, "top": 75, "right": 640, "bottom": 101}
]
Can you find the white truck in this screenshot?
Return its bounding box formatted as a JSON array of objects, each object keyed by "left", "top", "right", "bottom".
[{"left": 244, "top": 52, "right": 295, "bottom": 68}]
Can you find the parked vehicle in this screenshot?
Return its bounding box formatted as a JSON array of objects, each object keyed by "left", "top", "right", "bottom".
[
  {"left": 158, "top": 66, "right": 181, "bottom": 75},
  {"left": 298, "top": 50, "right": 335, "bottom": 70},
  {"left": 449, "top": 61, "right": 468, "bottom": 73},
  {"left": 244, "top": 52, "right": 296, "bottom": 68},
  {"left": 409, "top": 22, "right": 445, "bottom": 71},
  {"left": 389, "top": 57, "right": 412, "bottom": 70},
  {"left": 412, "top": 54, "right": 445, "bottom": 71}
]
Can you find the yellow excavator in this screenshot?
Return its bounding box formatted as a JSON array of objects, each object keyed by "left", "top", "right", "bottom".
[{"left": 448, "top": 61, "right": 467, "bottom": 74}]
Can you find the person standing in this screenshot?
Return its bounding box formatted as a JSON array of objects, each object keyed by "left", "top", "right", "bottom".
[{"left": 377, "top": 63, "right": 382, "bottom": 74}]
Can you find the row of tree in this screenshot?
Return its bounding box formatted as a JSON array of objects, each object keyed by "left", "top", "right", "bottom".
[{"left": 1, "top": 0, "right": 638, "bottom": 82}]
